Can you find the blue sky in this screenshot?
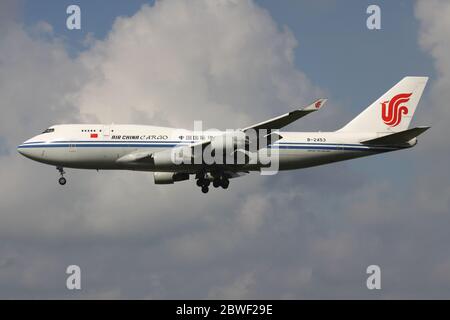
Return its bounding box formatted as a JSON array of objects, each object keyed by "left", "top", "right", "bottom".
[{"left": 256, "top": 0, "right": 434, "bottom": 106}]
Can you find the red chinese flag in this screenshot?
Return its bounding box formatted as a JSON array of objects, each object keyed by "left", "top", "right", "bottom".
[{"left": 90, "top": 133, "right": 98, "bottom": 138}]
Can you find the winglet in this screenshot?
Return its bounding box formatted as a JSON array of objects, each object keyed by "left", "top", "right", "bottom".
[
  {"left": 243, "top": 98, "right": 328, "bottom": 131},
  {"left": 302, "top": 98, "right": 327, "bottom": 111}
]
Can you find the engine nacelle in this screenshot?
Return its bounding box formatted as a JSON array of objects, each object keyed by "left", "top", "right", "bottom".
[
  {"left": 152, "top": 147, "right": 192, "bottom": 168},
  {"left": 153, "top": 172, "right": 189, "bottom": 184},
  {"left": 152, "top": 150, "right": 175, "bottom": 168}
]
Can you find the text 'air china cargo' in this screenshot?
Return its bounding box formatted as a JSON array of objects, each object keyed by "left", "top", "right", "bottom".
[{"left": 18, "top": 77, "right": 430, "bottom": 193}]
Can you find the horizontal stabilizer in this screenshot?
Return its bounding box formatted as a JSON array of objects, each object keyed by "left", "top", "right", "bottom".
[{"left": 361, "top": 126, "right": 430, "bottom": 146}]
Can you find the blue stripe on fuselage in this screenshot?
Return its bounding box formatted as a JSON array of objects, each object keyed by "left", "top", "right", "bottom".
[{"left": 17, "top": 140, "right": 398, "bottom": 152}]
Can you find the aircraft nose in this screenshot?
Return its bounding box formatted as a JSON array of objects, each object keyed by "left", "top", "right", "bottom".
[
  {"left": 17, "top": 138, "right": 40, "bottom": 159},
  {"left": 17, "top": 142, "right": 30, "bottom": 157}
]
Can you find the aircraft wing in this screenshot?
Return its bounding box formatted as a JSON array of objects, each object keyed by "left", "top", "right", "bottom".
[
  {"left": 223, "top": 171, "right": 249, "bottom": 180},
  {"left": 242, "top": 98, "right": 327, "bottom": 131},
  {"left": 210, "top": 170, "right": 249, "bottom": 180},
  {"left": 117, "top": 99, "right": 327, "bottom": 165},
  {"left": 116, "top": 149, "right": 250, "bottom": 180},
  {"left": 116, "top": 138, "right": 213, "bottom": 164}
]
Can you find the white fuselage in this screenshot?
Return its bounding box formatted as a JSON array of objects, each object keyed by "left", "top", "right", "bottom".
[{"left": 17, "top": 124, "right": 405, "bottom": 172}]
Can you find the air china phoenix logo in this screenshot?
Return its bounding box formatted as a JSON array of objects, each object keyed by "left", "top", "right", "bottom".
[
  {"left": 381, "top": 92, "right": 412, "bottom": 127},
  {"left": 315, "top": 101, "right": 322, "bottom": 109}
]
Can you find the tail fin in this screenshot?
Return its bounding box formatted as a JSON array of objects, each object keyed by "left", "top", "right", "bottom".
[{"left": 339, "top": 77, "right": 428, "bottom": 133}]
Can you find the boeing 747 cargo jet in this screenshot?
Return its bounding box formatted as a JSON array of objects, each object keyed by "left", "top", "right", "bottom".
[{"left": 18, "top": 77, "right": 429, "bottom": 193}]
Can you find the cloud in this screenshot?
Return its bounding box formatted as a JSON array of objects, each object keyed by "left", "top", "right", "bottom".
[
  {"left": 0, "top": 0, "right": 22, "bottom": 30},
  {"left": 416, "top": 0, "right": 450, "bottom": 149},
  {"left": 0, "top": 0, "right": 326, "bottom": 298},
  {"left": 74, "top": 0, "right": 320, "bottom": 128},
  {"left": 1, "top": 0, "right": 449, "bottom": 299},
  {"left": 208, "top": 271, "right": 256, "bottom": 299},
  {"left": 0, "top": 27, "right": 82, "bottom": 150}
]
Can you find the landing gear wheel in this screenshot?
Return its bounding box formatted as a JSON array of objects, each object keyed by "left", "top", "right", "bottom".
[
  {"left": 196, "top": 179, "right": 203, "bottom": 187},
  {"left": 221, "top": 179, "right": 229, "bottom": 189},
  {"left": 201, "top": 186, "right": 209, "bottom": 194},
  {"left": 203, "top": 180, "right": 210, "bottom": 187},
  {"left": 56, "top": 167, "right": 66, "bottom": 186},
  {"left": 213, "top": 179, "right": 221, "bottom": 188}
]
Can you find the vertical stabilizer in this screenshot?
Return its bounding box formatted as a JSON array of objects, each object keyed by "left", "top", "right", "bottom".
[{"left": 339, "top": 77, "right": 428, "bottom": 133}]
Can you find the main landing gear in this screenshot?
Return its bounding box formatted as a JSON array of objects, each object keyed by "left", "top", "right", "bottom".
[
  {"left": 195, "top": 172, "right": 230, "bottom": 194},
  {"left": 196, "top": 177, "right": 210, "bottom": 193},
  {"left": 57, "top": 167, "right": 66, "bottom": 185}
]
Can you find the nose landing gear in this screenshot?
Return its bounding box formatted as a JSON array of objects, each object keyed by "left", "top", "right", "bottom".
[{"left": 57, "top": 167, "right": 66, "bottom": 185}]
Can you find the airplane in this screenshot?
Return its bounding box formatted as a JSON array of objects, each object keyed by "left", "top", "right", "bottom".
[{"left": 18, "top": 76, "right": 429, "bottom": 193}]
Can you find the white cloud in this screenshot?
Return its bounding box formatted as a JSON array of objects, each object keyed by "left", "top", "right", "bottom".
[
  {"left": 74, "top": 0, "right": 320, "bottom": 128},
  {"left": 0, "top": 25, "right": 81, "bottom": 149},
  {"left": 416, "top": 0, "right": 450, "bottom": 150}
]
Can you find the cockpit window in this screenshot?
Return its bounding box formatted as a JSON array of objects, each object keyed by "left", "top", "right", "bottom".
[{"left": 42, "top": 128, "right": 55, "bottom": 134}]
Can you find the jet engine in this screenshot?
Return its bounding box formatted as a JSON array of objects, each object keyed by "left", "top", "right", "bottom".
[
  {"left": 153, "top": 172, "right": 190, "bottom": 184},
  {"left": 152, "top": 147, "right": 192, "bottom": 168}
]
